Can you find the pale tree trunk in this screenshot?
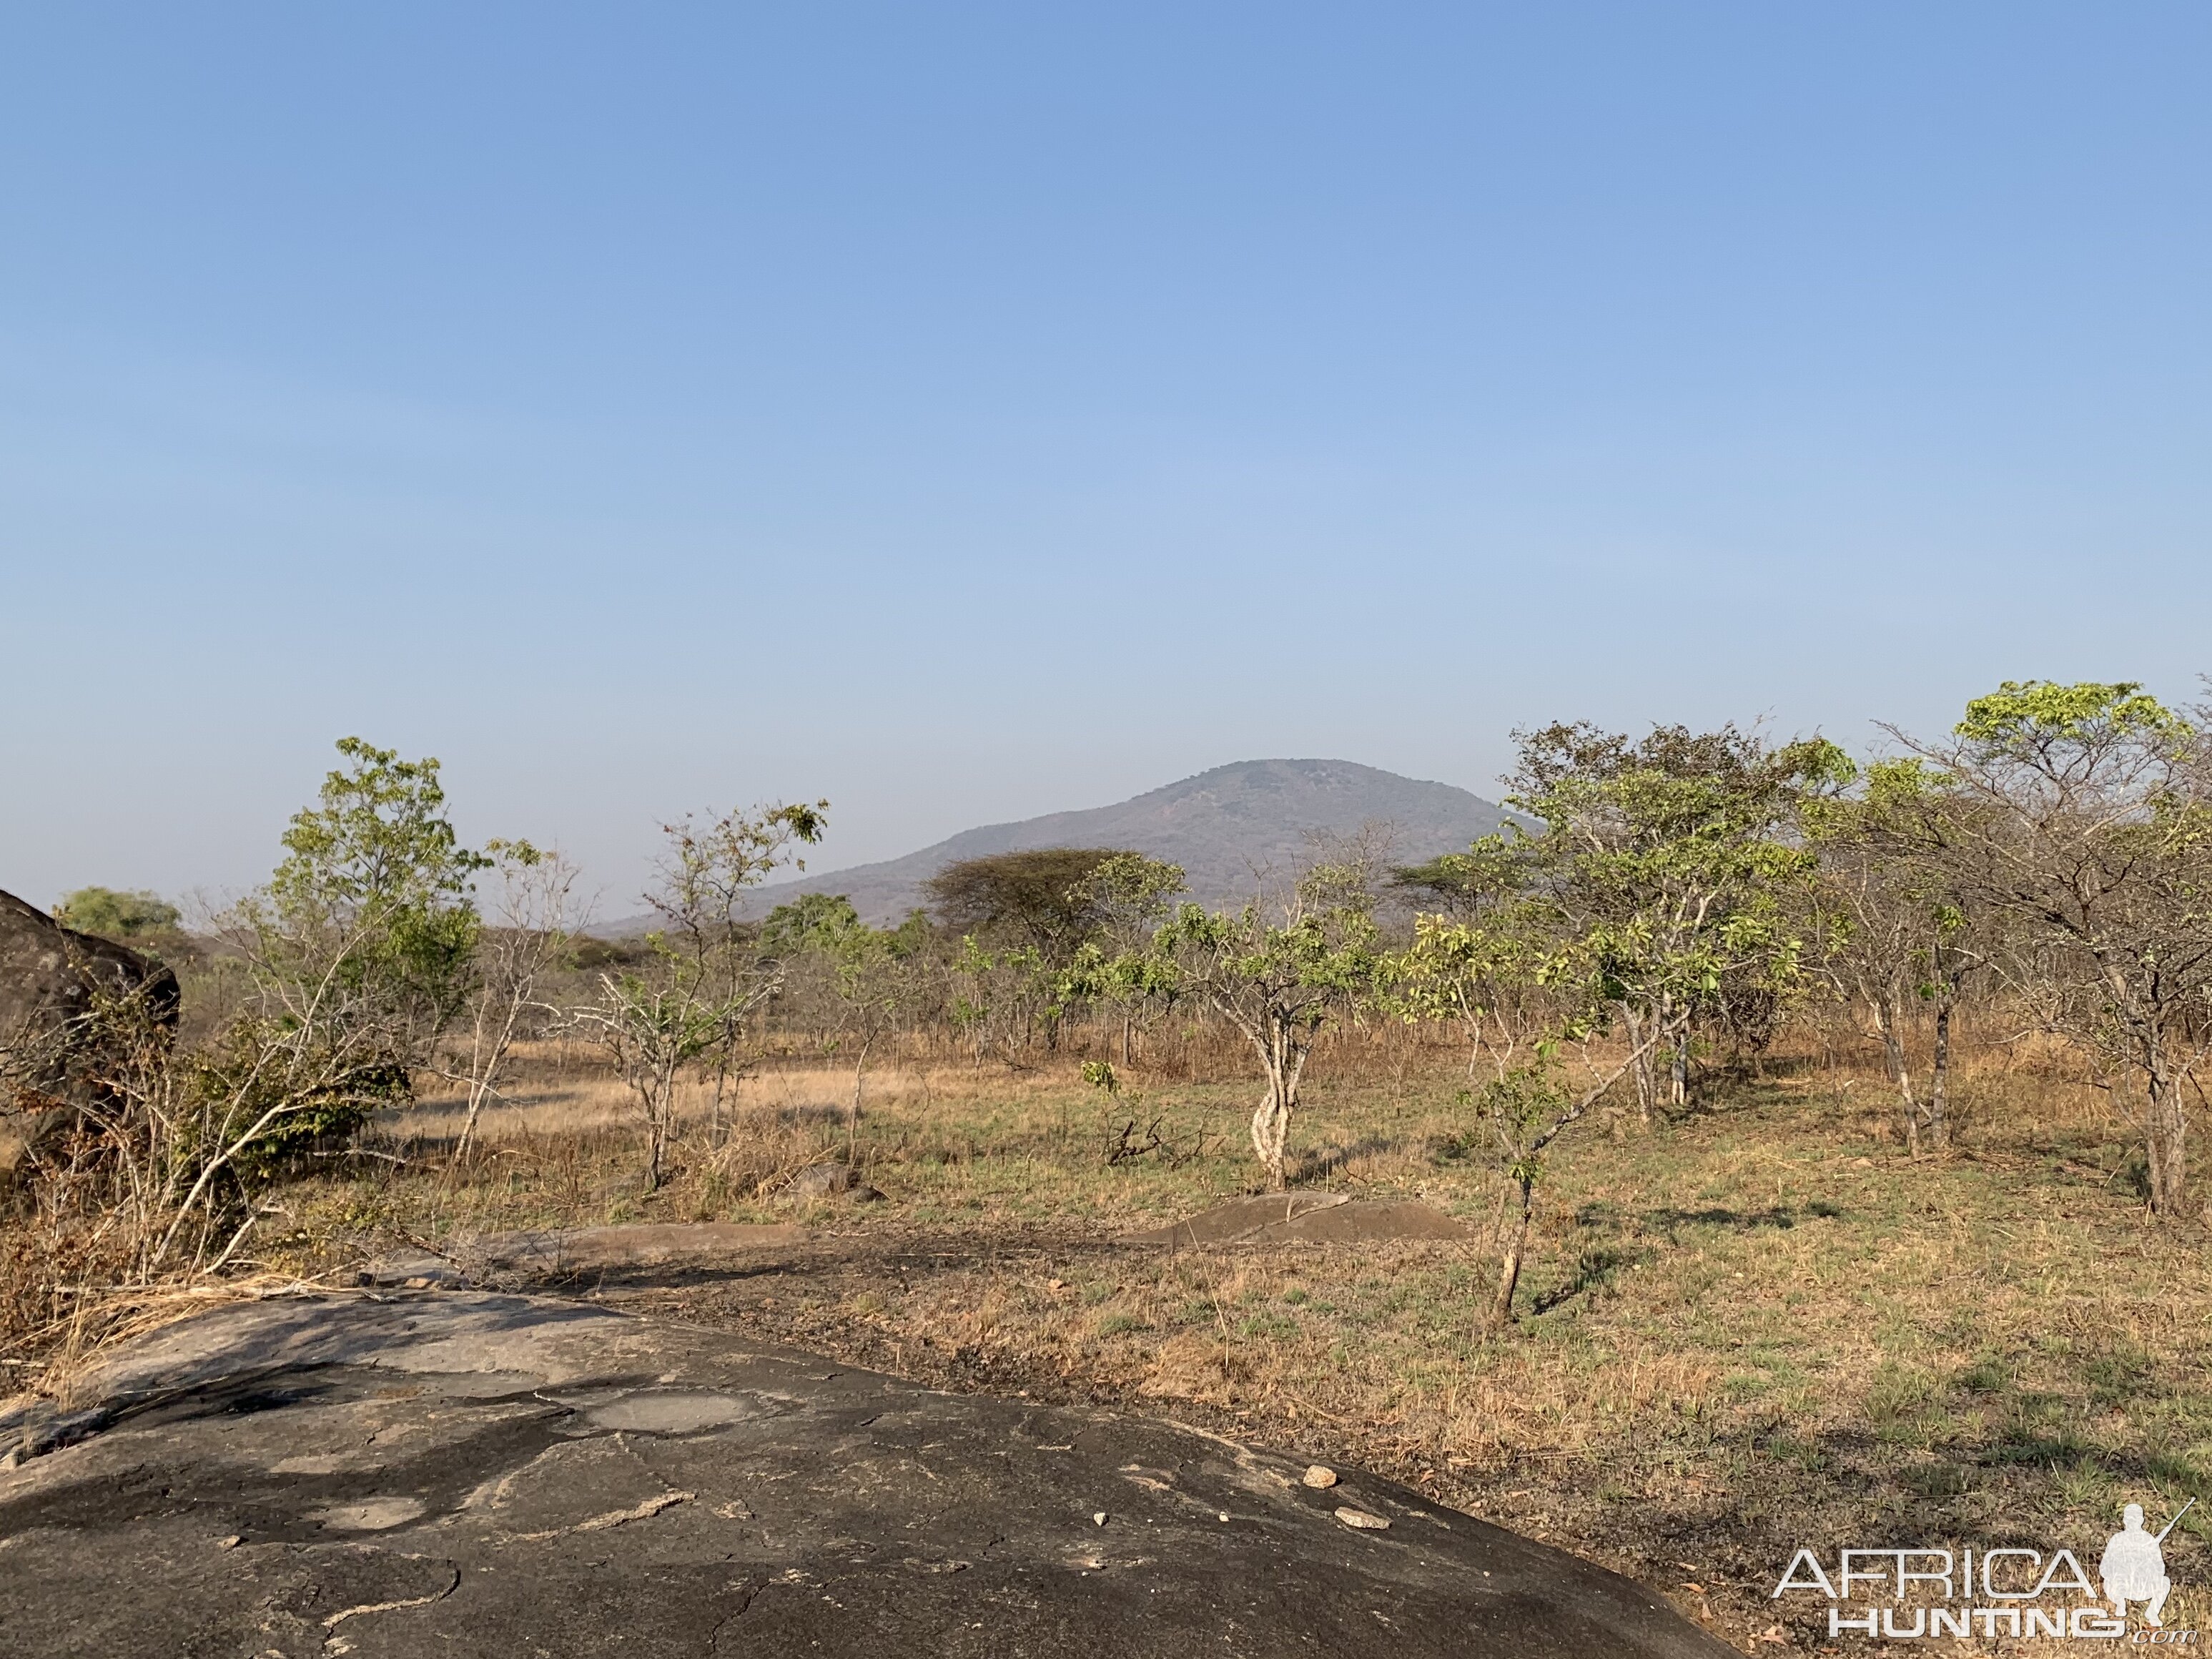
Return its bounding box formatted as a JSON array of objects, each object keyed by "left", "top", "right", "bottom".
[
  {"left": 1490, "top": 1171, "right": 1534, "bottom": 1328},
  {"left": 456, "top": 1066, "right": 496, "bottom": 1164},
  {"left": 642, "top": 1055, "right": 681, "bottom": 1193},
  {"left": 2146, "top": 1055, "right": 2188, "bottom": 1218},
  {"left": 709, "top": 1045, "right": 733, "bottom": 1146},
  {"left": 1929, "top": 1000, "right": 1953, "bottom": 1151},
  {"left": 1669, "top": 1030, "right": 1689, "bottom": 1108},
  {"left": 2107, "top": 973, "right": 2189, "bottom": 1217},
  {"left": 1248, "top": 1020, "right": 1306, "bottom": 1191},
  {"left": 1873, "top": 993, "right": 1920, "bottom": 1156},
  {"left": 454, "top": 990, "right": 528, "bottom": 1164},
  {"left": 848, "top": 1030, "right": 875, "bottom": 1167},
  {"left": 645, "top": 1093, "right": 670, "bottom": 1193},
  {"left": 1623, "top": 1005, "right": 1653, "bottom": 1126}
]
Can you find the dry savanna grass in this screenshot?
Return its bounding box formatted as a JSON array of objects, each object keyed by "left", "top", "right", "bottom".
[{"left": 58, "top": 1027, "right": 2212, "bottom": 1651}]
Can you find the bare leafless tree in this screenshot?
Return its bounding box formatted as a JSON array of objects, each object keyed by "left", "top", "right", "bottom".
[{"left": 443, "top": 843, "right": 586, "bottom": 1163}]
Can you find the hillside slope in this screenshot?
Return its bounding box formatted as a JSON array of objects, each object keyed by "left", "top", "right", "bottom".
[{"left": 608, "top": 759, "right": 1509, "bottom": 930}]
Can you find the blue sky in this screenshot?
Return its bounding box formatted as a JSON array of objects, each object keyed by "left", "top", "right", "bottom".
[{"left": 5, "top": 4, "right": 2209, "bottom": 911}]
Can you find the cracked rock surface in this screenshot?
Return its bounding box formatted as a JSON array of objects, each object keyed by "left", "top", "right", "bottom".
[{"left": 0, "top": 1293, "right": 1731, "bottom": 1657}]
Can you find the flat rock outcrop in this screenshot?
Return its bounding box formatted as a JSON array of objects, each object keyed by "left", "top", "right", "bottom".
[
  {"left": 362, "top": 1220, "right": 810, "bottom": 1286},
  {"left": 0, "top": 1292, "right": 1729, "bottom": 1658}
]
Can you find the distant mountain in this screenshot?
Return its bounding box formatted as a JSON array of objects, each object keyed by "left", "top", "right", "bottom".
[{"left": 601, "top": 759, "right": 1510, "bottom": 932}]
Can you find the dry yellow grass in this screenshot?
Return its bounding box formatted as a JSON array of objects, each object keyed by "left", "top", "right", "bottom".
[{"left": 22, "top": 1021, "right": 2211, "bottom": 1653}]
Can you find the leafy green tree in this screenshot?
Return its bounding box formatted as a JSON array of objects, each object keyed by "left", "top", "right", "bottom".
[
  {"left": 759, "top": 892, "right": 861, "bottom": 957},
  {"left": 828, "top": 911, "right": 929, "bottom": 1159},
  {"left": 1884, "top": 681, "right": 2212, "bottom": 1216},
  {"left": 1154, "top": 865, "right": 1381, "bottom": 1191},
  {"left": 168, "top": 739, "right": 495, "bottom": 1262},
  {"left": 54, "top": 888, "right": 182, "bottom": 944},
  {"left": 1389, "top": 852, "right": 1678, "bottom": 1326},
  {"left": 944, "top": 931, "right": 999, "bottom": 1065},
  {"left": 258, "top": 736, "right": 489, "bottom": 1037},
  {"left": 1388, "top": 910, "right": 1541, "bottom": 1084},
  {"left": 1500, "top": 721, "right": 1848, "bottom": 1120}
]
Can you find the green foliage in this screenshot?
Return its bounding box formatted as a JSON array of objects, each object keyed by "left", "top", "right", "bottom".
[
  {"left": 181, "top": 1015, "right": 412, "bottom": 1182},
  {"left": 1498, "top": 722, "right": 1850, "bottom": 1046},
  {"left": 1156, "top": 883, "right": 1382, "bottom": 1017},
  {"left": 1388, "top": 837, "right": 1527, "bottom": 920},
  {"left": 54, "top": 887, "right": 181, "bottom": 942},
  {"left": 1471, "top": 1062, "right": 1574, "bottom": 1184},
  {"left": 1066, "top": 854, "right": 1188, "bottom": 943},
  {"left": 760, "top": 892, "right": 861, "bottom": 956},
  {"left": 260, "top": 736, "right": 489, "bottom": 1030},
  {"left": 1387, "top": 910, "right": 1544, "bottom": 1043},
  {"left": 826, "top": 908, "right": 928, "bottom": 983},
  {"left": 184, "top": 737, "right": 500, "bottom": 1167},
  {"left": 1058, "top": 855, "right": 1188, "bottom": 1027},
  {"left": 1955, "top": 680, "right": 2192, "bottom": 750},
  {"left": 1152, "top": 863, "right": 1383, "bottom": 1186}
]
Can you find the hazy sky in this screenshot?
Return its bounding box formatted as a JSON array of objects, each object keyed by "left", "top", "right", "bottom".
[{"left": 6, "top": 4, "right": 2210, "bottom": 912}]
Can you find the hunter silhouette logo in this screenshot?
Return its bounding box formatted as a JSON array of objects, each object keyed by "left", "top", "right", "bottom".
[
  {"left": 2103, "top": 1501, "right": 2192, "bottom": 1628},
  {"left": 1772, "top": 1500, "right": 2197, "bottom": 1643}
]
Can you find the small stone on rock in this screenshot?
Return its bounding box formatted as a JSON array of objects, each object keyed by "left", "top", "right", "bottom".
[
  {"left": 1092, "top": 1512, "right": 1107, "bottom": 1527},
  {"left": 1335, "top": 1508, "right": 1391, "bottom": 1531},
  {"left": 216, "top": 1535, "right": 240, "bottom": 1549},
  {"left": 1302, "top": 1465, "right": 1338, "bottom": 1489}
]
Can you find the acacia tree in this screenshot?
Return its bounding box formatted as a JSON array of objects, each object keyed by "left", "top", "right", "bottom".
[
  {"left": 1155, "top": 863, "right": 1381, "bottom": 1191},
  {"left": 923, "top": 848, "right": 1137, "bottom": 959},
  {"left": 574, "top": 800, "right": 826, "bottom": 1189},
  {"left": 1885, "top": 682, "right": 2212, "bottom": 1216}
]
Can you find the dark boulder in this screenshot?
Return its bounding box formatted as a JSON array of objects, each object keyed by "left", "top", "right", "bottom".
[{"left": 0, "top": 887, "right": 179, "bottom": 1178}]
